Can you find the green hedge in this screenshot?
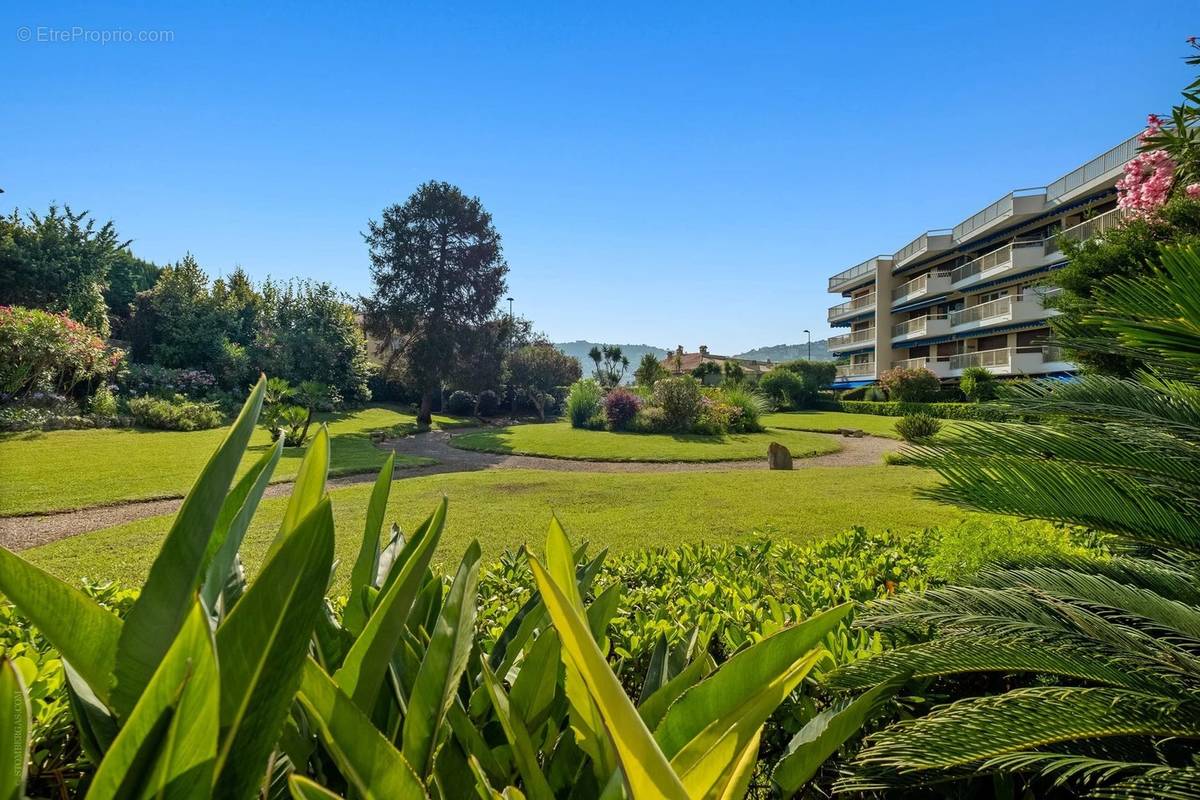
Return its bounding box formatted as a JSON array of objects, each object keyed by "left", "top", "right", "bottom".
[{"left": 837, "top": 400, "right": 1010, "bottom": 421}]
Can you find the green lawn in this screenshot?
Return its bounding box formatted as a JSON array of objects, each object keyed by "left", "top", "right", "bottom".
[
  {"left": 449, "top": 422, "right": 841, "bottom": 462},
  {"left": 24, "top": 465, "right": 979, "bottom": 596},
  {"left": 760, "top": 411, "right": 902, "bottom": 439},
  {"left": 0, "top": 405, "right": 470, "bottom": 516}
]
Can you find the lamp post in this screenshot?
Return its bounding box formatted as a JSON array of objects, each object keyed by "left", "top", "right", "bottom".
[{"left": 803, "top": 329, "right": 811, "bottom": 361}]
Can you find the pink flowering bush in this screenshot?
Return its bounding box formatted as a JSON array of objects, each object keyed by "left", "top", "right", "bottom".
[
  {"left": 0, "top": 305, "right": 118, "bottom": 400},
  {"left": 1116, "top": 115, "right": 1176, "bottom": 217}
]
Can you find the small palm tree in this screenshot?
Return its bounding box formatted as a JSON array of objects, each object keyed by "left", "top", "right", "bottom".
[{"left": 831, "top": 246, "right": 1200, "bottom": 797}]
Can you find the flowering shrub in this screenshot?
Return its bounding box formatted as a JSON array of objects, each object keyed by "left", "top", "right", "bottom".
[
  {"left": 1116, "top": 116, "right": 1176, "bottom": 217},
  {"left": 694, "top": 397, "right": 743, "bottom": 434},
  {"left": 602, "top": 387, "right": 642, "bottom": 430},
  {"left": 117, "top": 363, "right": 218, "bottom": 400},
  {"left": 878, "top": 366, "right": 940, "bottom": 402},
  {"left": 0, "top": 305, "right": 116, "bottom": 399},
  {"left": 651, "top": 375, "right": 704, "bottom": 430}
]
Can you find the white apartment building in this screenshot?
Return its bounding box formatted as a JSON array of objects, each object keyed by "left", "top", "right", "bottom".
[{"left": 826, "top": 132, "right": 1140, "bottom": 387}]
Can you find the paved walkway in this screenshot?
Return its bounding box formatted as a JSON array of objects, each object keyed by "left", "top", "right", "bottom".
[{"left": 0, "top": 428, "right": 898, "bottom": 550}]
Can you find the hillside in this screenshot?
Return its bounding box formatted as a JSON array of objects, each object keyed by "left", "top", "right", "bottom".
[
  {"left": 735, "top": 340, "right": 831, "bottom": 362},
  {"left": 553, "top": 341, "right": 669, "bottom": 377}
]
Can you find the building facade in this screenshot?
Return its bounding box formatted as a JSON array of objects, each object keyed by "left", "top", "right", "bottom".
[{"left": 826, "top": 132, "right": 1140, "bottom": 388}]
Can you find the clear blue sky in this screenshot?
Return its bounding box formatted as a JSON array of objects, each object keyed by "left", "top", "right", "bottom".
[{"left": 4, "top": 2, "right": 1195, "bottom": 353}]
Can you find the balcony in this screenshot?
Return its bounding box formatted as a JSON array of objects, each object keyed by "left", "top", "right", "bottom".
[
  {"left": 828, "top": 256, "right": 888, "bottom": 293},
  {"left": 893, "top": 230, "right": 954, "bottom": 268},
  {"left": 1045, "top": 132, "right": 1141, "bottom": 205},
  {"left": 1046, "top": 207, "right": 1131, "bottom": 255},
  {"left": 949, "top": 240, "right": 1046, "bottom": 290},
  {"left": 893, "top": 355, "right": 952, "bottom": 379},
  {"left": 828, "top": 327, "right": 875, "bottom": 353},
  {"left": 835, "top": 360, "right": 876, "bottom": 381},
  {"left": 949, "top": 294, "right": 1049, "bottom": 333},
  {"left": 827, "top": 291, "right": 876, "bottom": 323},
  {"left": 952, "top": 188, "right": 1047, "bottom": 243},
  {"left": 891, "top": 313, "right": 951, "bottom": 343},
  {"left": 948, "top": 346, "right": 1070, "bottom": 377},
  {"left": 891, "top": 270, "right": 953, "bottom": 306}
]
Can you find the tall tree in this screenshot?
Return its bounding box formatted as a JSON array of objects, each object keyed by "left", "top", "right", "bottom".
[
  {"left": 362, "top": 182, "right": 508, "bottom": 423},
  {"left": 505, "top": 342, "right": 581, "bottom": 420}
]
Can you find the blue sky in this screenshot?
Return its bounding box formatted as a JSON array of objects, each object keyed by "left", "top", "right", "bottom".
[{"left": 3, "top": 2, "right": 1195, "bottom": 353}]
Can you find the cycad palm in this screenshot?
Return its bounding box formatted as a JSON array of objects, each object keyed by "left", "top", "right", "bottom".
[{"left": 831, "top": 245, "right": 1200, "bottom": 798}]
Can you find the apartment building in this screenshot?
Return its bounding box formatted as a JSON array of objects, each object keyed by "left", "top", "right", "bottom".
[{"left": 826, "top": 132, "right": 1140, "bottom": 387}]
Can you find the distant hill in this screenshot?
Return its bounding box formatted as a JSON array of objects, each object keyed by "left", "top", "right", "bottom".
[
  {"left": 735, "top": 340, "right": 831, "bottom": 362},
  {"left": 553, "top": 341, "right": 669, "bottom": 380}
]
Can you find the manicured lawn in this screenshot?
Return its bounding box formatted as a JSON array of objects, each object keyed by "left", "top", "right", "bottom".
[
  {"left": 449, "top": 422, "right": 841, "bottom": 462},
  {"left": 24, "top": 465, "right": 981, "bottom": 596},
  {"left": 0, "top": 405, "right": 468, "bottom": 516},
  {"left": 760, "top": 411, "right": 902, "bottom": 439}
]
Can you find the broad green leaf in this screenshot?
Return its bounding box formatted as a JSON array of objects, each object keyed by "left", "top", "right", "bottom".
[
  {"left": 638, "top": 635, "right": 670, "bottom": 705},
  {"left": 288, "top": 775, "right": 344, "bottom": 799},
  {"left": 655, "top": 604, "right": 852, "bottom": 799},
  {"left": 296, "top": 659, "right": 427, "bottom": 800},
  {"left": 0, "top": 547, "right": 121, "bottom": 707},
  {"left": 639, "top": 654, "right": 715, "bottom": 731},
  {"left": 446, "top": 701, "right": 506, "bottom": 786},
  {"left": 509, "top": 629, "right": 560, "bottom": 730},
  {"left": 0, "top": 658, "right": 30, "bottom": 800},
  {"left": 771, "top": 674, "right": 905, "bottom": 795},
  {"left": 586, "top": 583, "right": 622, "bottom": 646},
  {"left": 529, "top": 554, "right": 688, "bottom": 800},
  {"left": 89, "top": 602, "right": 220, "bottom": 800},
  {"left": 112, "top": 378, "right": 265, "bottom": 717},
  {"left": 270, "top": 425, "right": 330, "bottom": 558},
  {"left": 63, "top": 660, "right": 118, "bottom": 761},
  {"left": 344, "top": 452, "right": 395, "bottom": 636},
  {"left": 712, "top": 729, "right": 760, "bottom": 800},
  {"left": 215, "top": 498, "right": 336, "bottom": 800},
  {"left": 201, "top": 436, "right": 284, "bottom": 615},
  {"left": 335, "top": 499, "right": 446, "bottom": 712},
  {"left": 402, "top": 540, "right": 482, "bottom": 777},
  {"left": 479, "top": 660, "right": 554, "bottom": 800}
]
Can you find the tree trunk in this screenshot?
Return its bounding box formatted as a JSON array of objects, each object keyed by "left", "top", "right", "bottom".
[
  {"left": 533, "top": 394, "right": 545, "bottom": 421},
  {"left": 418, "top": 390, "right": 433, "bottom": 426}
]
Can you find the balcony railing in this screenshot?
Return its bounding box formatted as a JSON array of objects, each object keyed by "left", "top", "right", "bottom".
[
  {"left": 952, "top": 188, "right": 1046, "bottom": 242},
  {"left": 950, "top": 244, "right": 1012, "bottom": 285},
  {"left": 1045, "top": 133, "right": 1141, "bottom": 202},
  {"left": 1047, "top": 207, "right": 1131, "bottom": 254},
  {"left": 828, "top": 327, "right": 875, "bottom": 350},
  {"left": 891, "top": 271, "right": 951, "bottom": 302},
  {"left": 892, "top": 314, "right": 948, "bottom": 338},
  {"left": 827, "top": 291, "right": 876, "bottom": 322},
  {"left": 835, "top": 361, "right": 876, "bottom": 379},
  {"left": 949, "top": 296, "right": 1015, "bottom": 327},
  {"left": 828, "top": 257, "right": 883, "bottom": 292},
  {"left": 894, "top": 230, "right": 952, "bottom": 266},
  {"left": 949, "top": 347, "right": 1013, "bottom": 371}
]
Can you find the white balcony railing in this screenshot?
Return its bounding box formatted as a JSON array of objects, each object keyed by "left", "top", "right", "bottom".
[
  {"left": 949, "top": 347, "right": 1013, "bottom": 371},
  {"left": 828, "top": 327, "right": 875, "bottom": 350},
  {"left": 827, "top": 291, "right": 876, "bottom": 322},
  {"left": 1045, "top": 133, "right": 1141, "bottom": 202},
  {"left": 891, "top": 270, "right": 952, "bottom": 303},
  {"left": 950, "top": 244, "right": 1012, "bottom": 285},
  {"left": 892, "top": 314, "right": 948, "bottom": 339},
  {"left": 894, "top": 230, "right": 952, "bottom": 266},
  {"left": 828, "top": 257, "right": 884, "bottom": 292},
  {"left": 835, "top": 361, "right": 876, "bottom": 379},
  {"left": 952, "top": 188, "right": 1046, "bottom": 242},
  {"left": 893, "top": 356, "right": 952, "bottom": 378},
  {"left": 949, "top": 296, "right": 1015, "bottom": 327},
  {"left": 1047, "top": 207, "right": 1132, "bottom": 254}
]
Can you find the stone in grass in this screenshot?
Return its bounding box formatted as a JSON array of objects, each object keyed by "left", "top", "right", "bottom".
[
  {"left": 836, "top": 427, "right": 865, "bottom": 438},
  {"left": 767, "top": 442, "right": 793, "bottom": 470}
]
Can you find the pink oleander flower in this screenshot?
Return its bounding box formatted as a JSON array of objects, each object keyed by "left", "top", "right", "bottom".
[
  {"left": 1187, "top": 183, "right": 1200, "bottom": 199},
  {"left": 1116, "top": 147, "right": 1175, "bottom": 217}
]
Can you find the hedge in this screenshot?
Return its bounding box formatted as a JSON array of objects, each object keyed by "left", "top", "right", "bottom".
[{"left": 836, "top": 400, "right": 1010, "bottom": 421}]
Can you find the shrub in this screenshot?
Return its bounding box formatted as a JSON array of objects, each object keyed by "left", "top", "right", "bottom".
[
  {"left": 633, "top": 352, "right": 669, "bottom": 386},
  {"left": 119, "top": 363, "right": 218, "bottom": 400},
  {"left": 878, "top": 366, "right": 940, "bottom": 402},
  {"left": 446, "top": 389, "right": 476, "bottom": 416},
  {"left": 0, "top": 305, "right": 117, "bottom": 399},
  {"left": 758, "top": 368, "right": 805, "bottom": 409},
  {"left": 602, "top": 386, "right": 642, "bottom": 430},
  {"left": 476, "top": 388, "right": 501, "bottom": 417},
  {"left": 959, "top": 365, "right": 997, "bottom": 402},
  {"left": 718, "top": 384, "right": 767, "bottom": 431},
  {"left": 630, "top": 404, "right": 667, "bottom": 433},
  {"left": 694, "top": 398, "right": 742, "bottom": 434},
  {"left": 651, "top": 375, "right": 703, "bottom": 430},
  {"left": 894, "top": 412, "right": 942, "bottom": 442},
  {"left": 127, "top": 394, "right": 224, "bottom": 431},
  {"left": 88, "top": 385, "right": 119, "bottom": 418},
  {"left": 838, "top": 400, "right": 1009, "bottom": 421},
  {"left": 863, "top": 385, "right": 887, "bottom": 402},
  {"left": 565, "top": 378, "right": 603, "bottom": 428}
]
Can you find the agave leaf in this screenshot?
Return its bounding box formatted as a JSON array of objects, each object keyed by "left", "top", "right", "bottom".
[
  {"left": 772, "top": 674, "right": 905, "bottom": 796},
  {"left": 288, "top": 775, "right": 344, "bottom": 799},
  {"left": 89, "top": 602, "right": 219, "bottom": 800},
  {"left": 529, "top": 553, "right": 688, "bottom": 800},
  {"left": 112, "top": 378, "right": 264, "bottom": 717},
  {"left": 479, "top": 659, "right": 555, "bottom": 800},
  {"left": 335, "top": 499, "right": 446, "bottom": 712},
  {"left": 655, "top": 604, "right": 852, "bottom": 799},
  {"left": 0, "top": 658, "right": 30, "bottom": 800},
  {"left": 201, "top": 436, "right": 284, "bottom": 616},
  {"left": 269, "top": 425, "right": 330, "bottom": 559},
  {"left": 296, "top": 659, "right": 427, "bottom": 799},
  {"left": 214, "top": 498, "right": 336, "bottom": 799},
  {"left": 344, "top": 453, "right": 395, "bottom": 636},
  {"left": 402, "top": 540, "right": 482, "bottom": 778},
  {"left": 0, "top": 547, "right": 121, "bottom": 708}
]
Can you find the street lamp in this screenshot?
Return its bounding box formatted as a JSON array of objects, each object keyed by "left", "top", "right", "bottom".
[{"left": 803, "top": 329, "right": 811, "bottom": 361}]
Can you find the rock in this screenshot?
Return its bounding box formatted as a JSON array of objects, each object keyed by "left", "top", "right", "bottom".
[
  {"left": 767, "top": 442, "right": 793, "bottom": 470},
  {"left": 836, "top": 428, "right": 865, "bottom": 438}
]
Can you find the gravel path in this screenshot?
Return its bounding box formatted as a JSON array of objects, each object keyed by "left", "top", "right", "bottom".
[{"left": 0, "top": 428, "right": 898, "bottom": 550}]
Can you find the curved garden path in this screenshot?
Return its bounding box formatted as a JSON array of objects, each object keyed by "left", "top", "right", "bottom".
[{"left": 0, "top": 427, "right": 898, "bottom": 550}]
